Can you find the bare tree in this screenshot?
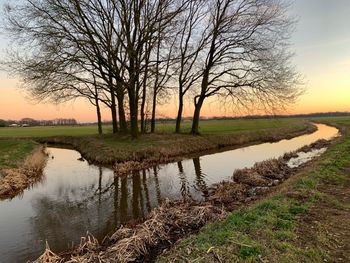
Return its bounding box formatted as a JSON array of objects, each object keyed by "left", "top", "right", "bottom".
[
  {"left": 173, "top": 0, "right": 206, "bottom": 133},
  {"left": 111, "top": 0, "right": 186, "bottom": 137},
  {"left": 185, "top": 0, "right": 301, "bottom": 134},
  {"left": 3, "top": 0, "right": 127, "bottom": 134},
  {"left": 150, "top": 30, "right": 175, "bottom": 133},
  {"left": 3, "top": 43, "right": 113, "bottom": 134}
]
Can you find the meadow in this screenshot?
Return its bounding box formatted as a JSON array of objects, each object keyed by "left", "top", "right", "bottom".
[
  {"left": 0, "top": 118, "right": 305, "bottom": 138},
  {"left": 0, "top": 118, "right": 310, "bottom": 170}
]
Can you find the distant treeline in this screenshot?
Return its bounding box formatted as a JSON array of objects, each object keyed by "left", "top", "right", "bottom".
[
  {"left": 209, "top": 112, "right": 350, "bottom": 120},
  {"left": 0, "top": 118, "right": 78, "bottom": 127},
  {"left": 150, "top": 112, "right": 350, "bottom": 123}
]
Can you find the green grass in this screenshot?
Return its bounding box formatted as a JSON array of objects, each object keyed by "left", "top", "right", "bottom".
[
  {"left": 0, "top": 118, "right": 304, "bottom": 138},
  {"left": 0, "top": 118, "right": 310, "bottom": 166},
  {"left": 158, "top": 197, "right": 318, "bottom": 262},
  {"left": 312, "top": 116, "right": 350, "bottom": 126},
  {"left": 156, "top": 118, "right": 305, "bottom": 134},
  {"left": 0, "top": 139, "right": 38, "bottom": 169},
  {"left": 158, "top": 118, "right": 350, "bottom": 263},
  {"left": 0, "top": 125, "right": 113, "bottom": 138}
]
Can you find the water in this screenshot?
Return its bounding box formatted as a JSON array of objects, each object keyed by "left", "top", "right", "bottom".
[
  {"left": 0, "top": 124, "right": 339, "bottom": 262},
  {"left": 287, "top": 148, "right": 328, "bottom": 168}
]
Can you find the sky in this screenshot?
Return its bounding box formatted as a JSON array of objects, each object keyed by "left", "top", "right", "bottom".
[{"left": 0, "top": 0, "right": 349, "bottom": 122}]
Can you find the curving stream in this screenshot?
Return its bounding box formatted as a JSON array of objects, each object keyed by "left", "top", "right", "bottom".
[{"left": 0, "top": 124, "right": 339, "bottom": 262}]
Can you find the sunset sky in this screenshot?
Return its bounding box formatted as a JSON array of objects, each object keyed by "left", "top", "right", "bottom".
[{"left": 0, "top": 0, "right": 349, "bottom": 122}]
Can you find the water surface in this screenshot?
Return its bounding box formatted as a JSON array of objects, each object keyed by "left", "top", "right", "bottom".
[{"left": 0, "top": 124, "right": 339, "bottom": 262}]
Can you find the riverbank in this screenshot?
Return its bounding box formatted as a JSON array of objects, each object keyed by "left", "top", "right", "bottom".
[
  {"left": 36, "top": 121, "right": 314, "bottom": 173},
  {"left": 0, "top": 143, "right": 48, "bottom": 200},
  {"left": 157, "top": 123, "right": 350, "bottom": 262},
  {"left": 0, "top": 119, "right": 312, "bottom": 173},
  {"left": 31, "top": 128, "right": 339, "bottom": 262}
]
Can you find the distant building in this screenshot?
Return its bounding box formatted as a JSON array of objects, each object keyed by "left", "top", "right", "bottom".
[{"left": 9, "top": 124, "right": 19, "bottom": 127}]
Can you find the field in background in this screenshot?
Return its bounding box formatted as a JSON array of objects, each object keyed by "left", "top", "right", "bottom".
[
  {"left": 0, "top": 117, "right": 312, "bottom": 169},
  {"left": 0, "top": 125, "right": 110, "bottom": 138},
  {"left": 155, "top": 118, "right": 305, "bottom": 134},
  {"left": 312, "top": 116, "right": 350, "bottom": 126},
  {"left": 0, "top": 118, "right": 306, "bottom": 138}
]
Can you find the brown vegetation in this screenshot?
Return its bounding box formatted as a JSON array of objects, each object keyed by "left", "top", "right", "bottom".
[
  {"left": 298, "top": 138, "right": 331, "bottom": 152},
  {"left": 0, "top": 145, "right": 48, "bottom": 199},
  {"left": 33, "top": 202, "right": 224, "bottom": 263}
]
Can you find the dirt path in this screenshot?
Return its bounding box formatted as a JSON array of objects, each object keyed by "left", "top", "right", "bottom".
[{"left": 295, "top": 168, "right": 350, "bottom": 262}]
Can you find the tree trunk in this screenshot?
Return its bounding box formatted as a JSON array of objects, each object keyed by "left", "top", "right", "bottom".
[
  {"left": 151, "top": 90, "right": 157, "bottom": 133},
  {"left": 140, "top": 45, "right": 150, "bottom": 134},
  {"left": 94, "top": 84, "right": 103, "bottom": 135},
  {"left": 190, "top": 97, "right": 204, "bottom": 135},
  {"left": 175, "top": 95, "right": 183, "bottom": 133},
  {"left": 129, "top": 91, "right": 139, "bottom": 138},
  {"left": 191, "top": 69, "right": 209, "bottom": 135},
  {"left": 140, "top": 84, "right": 147, "bottom": 133},
  {"left": 116, "top": 87, "right": 127, "bottom": 133},
  {"left": 110, "top": 91, "right": 118, "bottom": 134},
  {"left": 95, "top": 96, "right": 103, "bottom": 135}
]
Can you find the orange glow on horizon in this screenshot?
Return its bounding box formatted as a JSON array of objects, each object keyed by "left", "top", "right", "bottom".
[
  {"left": 1, "top": 61, "right": 350, "bottom": 122},
  {"left": 1, "top": 79, "right": 349, "bottom": 122}
]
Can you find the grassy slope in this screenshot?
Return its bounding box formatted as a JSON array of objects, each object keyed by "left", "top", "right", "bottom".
[
  {"left": 0, "top": 119, "right": 302, "bottom": 137},
  {"left": 101, "top": 118, "right": 307, "bottom": 153},
  {"left": 0, "top": 119, "right": 308, "bottom": 170},
  {"left": 0, "top": 140, "right": 38, "bottom": 169},
  {"left": 36, "top": 119, "right": 310, "bottom": 165},
  {"left": 158, "top": 117, "right": 350, "bottom": 263}
]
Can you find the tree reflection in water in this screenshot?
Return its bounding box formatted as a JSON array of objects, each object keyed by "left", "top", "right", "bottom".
[
  {"left": 177, "top": 161, "right": 190, "bottom": 199},
  {"left": 193, "top": 157, "right": 208, "bottom": 197},
  {"left": 29, "top": 156, "right": 210, "bottom": 255}
]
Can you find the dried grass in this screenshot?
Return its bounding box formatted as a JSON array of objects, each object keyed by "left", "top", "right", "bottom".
[
  {"left": 40, "top": 201, "right": 224, "bottom": 263},
  {"left": 0, "top": 145, "right": 48, "bottom": 199},
  {"left": 23, "top": 145, "right": 49, "bottom": 177},
  {"left": 32, "top": 242, "right": 62, "bottom": 263},
  {"left": 99, "top": 201, "right": 222, "bottom": 262},
  {"left": 208, "top": 182, "right": 248, "bottom": 210},
  {"left": 298, "top": 139, "right": 331, "bottom": 153},
  {"left": 232, "top": 158, "right": 291, "bottom": 188}
]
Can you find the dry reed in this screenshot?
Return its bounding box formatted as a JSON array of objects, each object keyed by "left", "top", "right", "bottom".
[{"left": 0, "top": 145, "right": 48, "bottom": 199}]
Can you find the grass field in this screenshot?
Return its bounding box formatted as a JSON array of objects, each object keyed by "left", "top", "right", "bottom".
[
  {"left": 156, "top": 118, "right": 305, "bottom": 134},
  {"left": 0, "top": 118, "right": 304, "bottom": 137},
  {"left": 312, "top": 116, "right": 350, "bottom": 126},
  {"left": 0, "top": 125, "right": 111, "bottom": 138},
  {"left": 0, "top": 118, "right": 312, "bottom": 169},
  {"left": 0, "top": 140, "right": 38, "bottom": 169},
  {"left": 157, "top": 117, "right": 350, "bottom": 262}
]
